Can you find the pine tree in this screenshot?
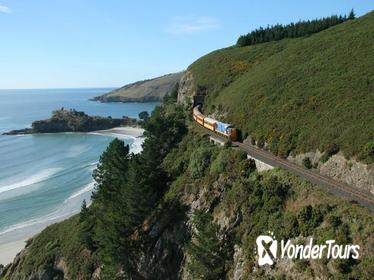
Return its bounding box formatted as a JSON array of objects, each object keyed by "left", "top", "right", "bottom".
[
  {"left": 79, "top": 200, "right": 96, "bottom": 249},
  {"left": 236, "top": 12, "right": 352, "bottom": 47},
  {"left": 90, "top": 138, "right": 132, "bottom": 271},
  {"left": 92, "top": 138, "right": 129, "bottom": 203},
  {"left": 187, "top": 210, "right": 226, "bottom": 280},
  {"left": 348, "top": 9, "right": 356, "bottom": 20}
]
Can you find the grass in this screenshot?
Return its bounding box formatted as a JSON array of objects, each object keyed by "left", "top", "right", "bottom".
[{"left": 188, "top": 11, "right": 374, "bottom": 162}]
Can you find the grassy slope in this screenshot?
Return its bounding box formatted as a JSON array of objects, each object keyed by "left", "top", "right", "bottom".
[
  {"left": 95, "top": 72, "right": 183, "bottom": 102},
  {"left": 189, "top": 12, "right": 374, "bottom": 160}
]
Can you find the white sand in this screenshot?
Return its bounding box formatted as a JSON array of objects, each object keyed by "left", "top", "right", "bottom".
[
  {"left": 0, "top": 239, "right": 26, "bottom": 265},
  {"left": 94, "top": 126, "right": 144, "bottom": 137}
]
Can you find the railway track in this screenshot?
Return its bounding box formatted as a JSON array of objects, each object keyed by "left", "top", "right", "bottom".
[{"left": 199, "top": 126, "right": 374, "bottom": 211}]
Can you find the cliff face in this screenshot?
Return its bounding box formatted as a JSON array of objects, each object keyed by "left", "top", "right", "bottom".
[
  {"left": 177, "top": 71, "right": 195, "bottom": 106},
  {"left": 93, "top": 72, "right": 184, "bottom": 103}
]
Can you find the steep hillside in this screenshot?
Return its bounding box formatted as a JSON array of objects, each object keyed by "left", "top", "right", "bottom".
[
  {"left": 93, "top": 72, "right": 184, "bottom": 103},
  {"left": 188, "top": 11, "right": 374, "bottom": 163},
  {"left": 2, "top": 126, "right": 373, "bottom": 280}
]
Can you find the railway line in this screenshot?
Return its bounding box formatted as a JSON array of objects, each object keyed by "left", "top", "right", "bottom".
[{"left": 193, "top": 106, "right": 374, "bottom": 211}]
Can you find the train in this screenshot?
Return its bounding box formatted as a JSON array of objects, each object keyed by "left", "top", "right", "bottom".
[{"left": 193, "top": 105, "right": 237, "bottom": 141}]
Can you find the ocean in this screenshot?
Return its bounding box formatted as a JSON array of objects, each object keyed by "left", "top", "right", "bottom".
[{"left": 0, "top": 88, "right": 158, "bottom": 246}]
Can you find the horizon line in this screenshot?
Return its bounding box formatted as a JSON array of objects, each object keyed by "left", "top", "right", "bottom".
[{"left": 0, "top": 86, "right": 118, "bottom": 91}]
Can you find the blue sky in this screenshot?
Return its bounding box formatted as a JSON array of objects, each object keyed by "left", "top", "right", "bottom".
[{"left": 0, "top": 1, "right": 373, "bottom": 89}]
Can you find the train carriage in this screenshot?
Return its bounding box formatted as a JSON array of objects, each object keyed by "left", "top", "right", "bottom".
[
  {"left": 193, "top": 105, "right": 205, "bottom": 126},
  {"left": 203, "top": 117, "right": 217, "bottom": 131},
  {"left": 193, "top": 105, "right": 237, "bottom": 141}
]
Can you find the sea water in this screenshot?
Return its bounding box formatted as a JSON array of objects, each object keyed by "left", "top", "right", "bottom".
[{"left": 0, "top": 88, "right": 158, "bottom": 245}]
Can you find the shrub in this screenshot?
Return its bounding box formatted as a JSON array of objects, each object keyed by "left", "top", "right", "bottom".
[
  {"left": 325, "top": 143, "right": 340, "bottom": 157},
  {"left": 224, "top": 139, "right": 232, "bottom": 147},
  {"left": 320, "top": 153, "right": 330, "bottom": 163},
  {"left": 297, "top": 205, "right": 324, "bottom": 236},
  {"left": 302, "top": 157, "right": 313, "bottom": 169},
  {"left": 189, "top": 146, "right": 212, "bottom": 179},
  {"left": 360, "top": 140, "right": 374, "bottom": 163},
  {"left": 210, "top": 149, "right": 230, "bottom": 175}
]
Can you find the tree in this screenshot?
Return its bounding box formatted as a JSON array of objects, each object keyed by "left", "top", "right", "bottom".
[
  {"left": 79, "top": 200, "right": 96, "bottom": 250},
  {"left": 92, "top": 138, "right": 129, "bottom": 203},
  {"left": 90, "top": 139, "right": 133, "bottom": 273},
  {"left": 236, "top": 12, "right": 352, "bottom": 47},
  {"left": 302, "top": 157, "right": 313, "bottom": 169},
  {"left": 348, "top": 9, "right": 355, "bottom": 20},
  {"left": 138, "top": 111, "right": 149, "bottom": 122},
  {"left": 82, "top": 103, "right": 187, "bottom": 277},
  {"left": 187, "top": 210, "right": 226, "bottom": 280}
]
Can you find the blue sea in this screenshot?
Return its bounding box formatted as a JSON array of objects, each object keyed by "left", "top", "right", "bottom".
[{"left": 0, "top": 88, "right": 158, "bottom": 245}]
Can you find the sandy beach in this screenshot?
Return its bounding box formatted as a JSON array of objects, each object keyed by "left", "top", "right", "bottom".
[
  {"left": 0, "top": 240, "right": 26, "bottom": 266},
  {"left": 0, "top": 126, "right": 146, "bottom": 266},
  {"left": 93, "top": 126, "right": 145, "bottom": 138}
]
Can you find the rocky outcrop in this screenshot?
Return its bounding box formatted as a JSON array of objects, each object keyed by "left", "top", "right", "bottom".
[
  {"left": 320, "top": 154, "right": 374, "bottom": 195},
  {"left": 177, "top": 71, "right": 195, "bottom": 106},
  {"left": 288, "top": 150, "right": 374, "bottom": 195},
  {"left": 3, "top": 109, "right": 133, "bottom": 135},
  {"left": 231, "top": 245, "right": 247, "bottom": 280},
  {"left": 136, "top": 203, "right": 190, "bottom": 280}
]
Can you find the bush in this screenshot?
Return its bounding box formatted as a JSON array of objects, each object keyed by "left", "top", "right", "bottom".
[
  {"left": 189, "top": 146, "right": 212, "bottom": 179},
  {"left": 325, "top": 143, "right": 340, "bottom": 157},
  {"left": 320, "top": 153, "right": 330, "bottom": 163},
  {"left": 210, "top": 149, "right": 230, "bottom": 175},
  {"left": 297, "top": 205, "right": 324, "bottom": 236},
  {"left": 224, "top": 139, "right": 232, "bottom": 147},
  {"left": 302, "top": 157, "right": 313, "bottom": 169},
  {"left": 360, "top": 140, "right": 374, "bottom": 163}
]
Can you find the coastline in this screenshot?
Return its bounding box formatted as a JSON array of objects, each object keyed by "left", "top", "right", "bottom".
[
  {"left": 0, "top": 126, "right": 145, "bottom": 266},
  {"left": 0, "top": 240, "right": 26, "bottom": 266},
  {"left": 92, "top": 126, "right": 144, "bottom": 138}
]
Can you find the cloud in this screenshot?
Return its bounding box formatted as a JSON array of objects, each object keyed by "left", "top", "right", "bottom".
[
  {"left": 0, "top": 4, "right": 11, "bottom": 13},
  {"left": 166, "top": 15, "right": 220, "bottom": 34}
]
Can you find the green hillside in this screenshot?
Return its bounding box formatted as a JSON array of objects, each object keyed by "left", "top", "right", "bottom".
[
  {"left": 189, "top": 11, "right": 374, "bottom": 162},
  {"left": 93, "top": 72, "right": 183, "bottom": 103}
]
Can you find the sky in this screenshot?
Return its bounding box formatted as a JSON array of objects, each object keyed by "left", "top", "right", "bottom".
[{"left": 0, "top": 0, "right": 373, "bottom": 89}]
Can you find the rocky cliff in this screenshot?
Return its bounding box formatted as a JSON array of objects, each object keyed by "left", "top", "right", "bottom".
[{"left": 177, "top": 71, "right": 195, "bottom": 106}]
